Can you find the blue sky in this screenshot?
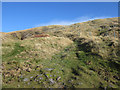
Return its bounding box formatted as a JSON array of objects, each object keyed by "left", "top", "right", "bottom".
[{"left": 2, "top": 2, "right": 118, "bottom": 32}]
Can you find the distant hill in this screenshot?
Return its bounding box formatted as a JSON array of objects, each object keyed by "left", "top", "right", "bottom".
[{"left": 2, "top": 17, "right": 120, "bottom": 88}]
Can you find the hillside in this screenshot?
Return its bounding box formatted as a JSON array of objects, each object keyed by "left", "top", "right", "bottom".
[{"left": 1, "top": 17, "right": 120, "bottom": 88}]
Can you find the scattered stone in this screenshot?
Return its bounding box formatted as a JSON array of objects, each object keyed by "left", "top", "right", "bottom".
[
  {"left": 30, "top": 76, "right": 33, "bottom": 79},
  {"left": 17, "top": 84, "right": 20, "bottom": 87},
  {"left": 78, "top": 82, "right": 83, "bottom": 85},
  {"left": 27, "top": 82, "right": 30, "bottom": 85},
  {"left": 36, "top": 79, "right": 39, "bottom": 82},
  {"left": 109, "top": 84, "right": 113, "bottom": 88},
  {"left": 39, "top": 74, "right": 43, "bottom": 76},
  {"left": 50, "top": 75, "right": 52, "bottom": 77},
  {"left": 44, "top": 68, "right": 54, "bottom": 71},
  {"left": 56, "top": 76, "right": 61, "bottom": 81},
  {"left": 38, "top": 77, "right": 43, "bottom": 80},
  {"left": 20, "top": 75, "right": 23, "bottom": 78},
  {"left": 49, "top": 78, "right": 55, "bottom": 84},
  {"left": 23, "top": 78, "right": 29, "bottom": 82}
]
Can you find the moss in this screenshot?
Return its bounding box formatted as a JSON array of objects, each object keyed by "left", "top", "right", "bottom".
[{"left": 2, "top": 43, "right": 25, "bottom": 61}]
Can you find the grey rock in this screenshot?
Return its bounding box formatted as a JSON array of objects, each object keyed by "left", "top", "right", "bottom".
[
  {"left": 27, "top": 82, "right": 30, "bottom": 85},
  {"left": 49, "top": 78, "right": 55, "bottom": 84},
  {"left": 78, "top": 82, "right": 83, "bottom": 85},
  {"left": 36, "top": 79, "right": 39, "bottom": 82},
  {"left": 20, "top": 75, "right": 23, "bottom": 78},
  {"left": 23, "top": 78, "right": 29, "bottom": 82},
  {"left": 17, "top": 84, "right": 20, "bottom": 87},
  {"left": 39, "top": 74, "right": 43, "bottom": 76},
  {"left": 38, "top": 77, "right": 43, "bottom": 80},
  {"left": 53, "top": 75, "right": 56, "bottom": 77},
  {"left": 109, "top": 84, "right": 113, "bottom": 87},
  {"left": 44, "top": 68, "right": 54, "bottom": 71},
  {"left": 30, "top": 76, "right": 33, "bottom": 79},
  {"left": 56, "top": 77, "right": 61, "bottom": 80}
]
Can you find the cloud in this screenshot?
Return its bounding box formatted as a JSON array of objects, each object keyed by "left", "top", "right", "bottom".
[{"left": 35, "top": 16, "right": 112, "bottom": 27}]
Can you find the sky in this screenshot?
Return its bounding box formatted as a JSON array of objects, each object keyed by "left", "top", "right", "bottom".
[{"left": 2, "top": 2, "right": 118, "bottom": 32}]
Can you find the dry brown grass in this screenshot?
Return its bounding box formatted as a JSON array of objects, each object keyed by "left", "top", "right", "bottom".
[{"left": 21, "top": 36, "right": 73, "bottom": 59}]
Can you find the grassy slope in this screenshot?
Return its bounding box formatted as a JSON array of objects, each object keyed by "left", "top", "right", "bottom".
[{"left": 2, "top": 17, "right": 120, "bottom": 88}]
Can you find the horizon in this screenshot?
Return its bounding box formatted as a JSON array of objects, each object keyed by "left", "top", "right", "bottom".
[
  {"left": 3, "top": 2, "right": 118, "bottom": 32},
  {"left": 2, "top": 17, "right": 118, "bottom": 33}
]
